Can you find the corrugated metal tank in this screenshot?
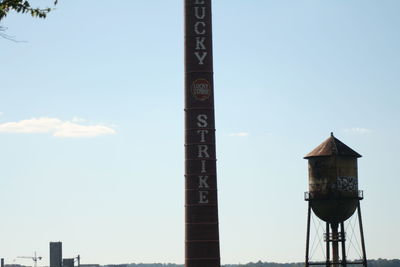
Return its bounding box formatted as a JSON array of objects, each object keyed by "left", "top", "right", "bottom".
[{"left": 305, "top": 133, "right": 361, "bottom": 223}]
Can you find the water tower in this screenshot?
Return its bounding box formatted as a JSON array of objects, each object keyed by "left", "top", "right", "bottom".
[{"left": 304, "top": 133, "right": 367, "bottom": 267}]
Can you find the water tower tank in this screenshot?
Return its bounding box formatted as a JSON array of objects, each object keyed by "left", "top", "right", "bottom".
[{"left": 304, "top": 133, "right": 361, "bottom": 223}]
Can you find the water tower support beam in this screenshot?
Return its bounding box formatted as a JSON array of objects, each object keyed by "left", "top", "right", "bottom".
[
  {"left": 331, "top": 223, "right": 339, "bottom": 267},
  {"left": 357, "top": 201, "right": 368, "bottom": 267},
  {"left": 326, "top": 222, "right": 330, "bottom": 267},
  {"left": 340, "top": 222, "right": 347, "bottom": 267},
  {"left": 305, "top": 203, "right": 311, "bottom": 267}
]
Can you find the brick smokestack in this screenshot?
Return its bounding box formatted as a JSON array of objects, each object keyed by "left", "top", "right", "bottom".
[{"left": 184, "top": 1, "right": 221, "bottom": 267}]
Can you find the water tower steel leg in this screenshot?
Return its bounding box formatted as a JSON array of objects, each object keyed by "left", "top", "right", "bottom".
[
  {"left": 340, "top": 222, "right": 347, "bottom": 267},
  {"left": 357, "top": 201, "right": 368, "bottom": 267},
  {"left": 305, "top": 203, "right": 311, "bottom": 267},
  {"left": 331, "top": 223, "right": 339, "bottom": 267},
  {"left": 326, "top": 222, "right": 330, "bottom": 267}
]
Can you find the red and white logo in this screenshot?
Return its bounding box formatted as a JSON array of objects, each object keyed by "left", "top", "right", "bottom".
[{"left": 191, "top": 79, "right": 211, "bottom": 101}]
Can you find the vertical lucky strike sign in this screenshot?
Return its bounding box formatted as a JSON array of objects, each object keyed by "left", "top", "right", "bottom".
[{"left": 184, "top": 1, "right": 221, "bottom": 267}]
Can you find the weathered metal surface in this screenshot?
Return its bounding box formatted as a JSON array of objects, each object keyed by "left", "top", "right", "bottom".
[
  {"left": 357, "top": 202, "right": 368, "bottom": 266},
  {"left": 305, "top": 133, "right": 361, "bottom": 223},
  {"left": 331, "top": 223, "right": 339, "bottom": 267},
  {"left": 326, "top": 222, "right": 330, "bottom": 267},
  {"left": 305, "top": 204, "right": 311, "bottom": 267},
  {"left": 304, "top": 133, "right": 361, "bottom": 159},
  {"left": 340, "top": 222, "right": 347, "bottom": 267},
  {"left": 184, "top": 1, "right": 220, "bottom": 267},
  {"left": 304, "top": 134, "right": 367, "bottom": 267}
]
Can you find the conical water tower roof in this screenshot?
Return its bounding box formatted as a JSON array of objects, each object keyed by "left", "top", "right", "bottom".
[{"left": 304, "top": 132, "right": 362, "bottom": 159}]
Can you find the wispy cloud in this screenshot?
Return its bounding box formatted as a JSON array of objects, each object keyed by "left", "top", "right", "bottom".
[
  {"left": 343, "top": 127, "right": 371, "bottom": 135},
  {"left": 0, "top": 117, "right": 116, "bottom": 138},
  {"left": 71, "top": 116, "right": 86, "bottom": 123},
  {"left": 229, "top": 132, "right": 249, "bottom": 137}
]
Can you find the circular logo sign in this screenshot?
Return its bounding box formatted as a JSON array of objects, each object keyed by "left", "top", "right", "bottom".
[{"left": 191, "top": 79, "right": 211, "bottom": 101}]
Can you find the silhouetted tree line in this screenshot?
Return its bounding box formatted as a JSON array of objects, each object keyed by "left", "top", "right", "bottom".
[
  {"left": 4, "top": 260, "right": 400, "bottom": 267},
  {"left": 368, "top": 259, "right": 400, "bottom": 267},
  {"left": 224, "top": 261, "right": 303, "bottom": 267},
  {"left": 103, "top": 259, "right": 400, "bottom": 267}
]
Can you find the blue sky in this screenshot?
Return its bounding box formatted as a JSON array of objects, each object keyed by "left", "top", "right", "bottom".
[{"left": 1, "top": 0, "right": 399, "bottom": 265}]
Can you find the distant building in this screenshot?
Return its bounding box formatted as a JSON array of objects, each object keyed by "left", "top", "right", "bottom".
[
  {"left": 63, "top": 259, "right": 74, "bottom": 267},
  {"left": 80, "top": 264, "right": 99, "bottom": 267},
  {"left": 50, "top": 242, "right": 62, "bottom": 267}
]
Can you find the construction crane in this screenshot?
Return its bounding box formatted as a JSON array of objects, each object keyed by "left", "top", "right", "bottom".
[{"left": 16, "top": 252, "right": 42, "bottom": 267}]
